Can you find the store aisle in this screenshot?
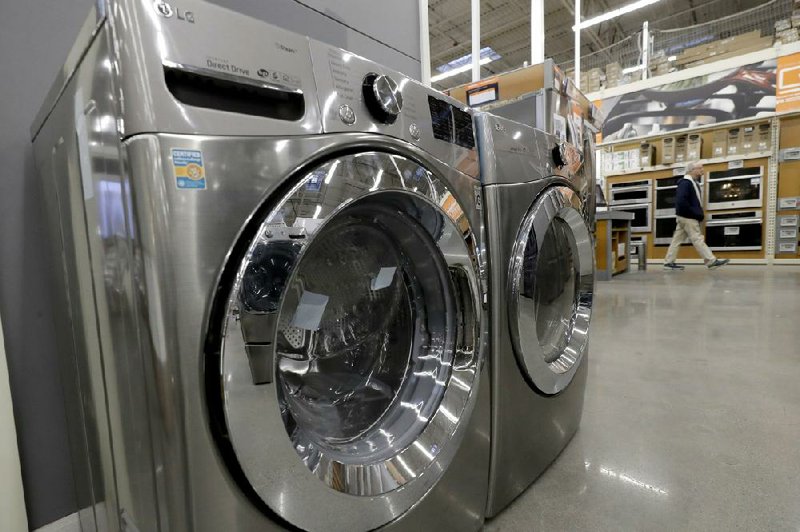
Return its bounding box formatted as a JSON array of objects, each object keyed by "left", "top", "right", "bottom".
[{"left": 485, "top": 266, "right": 800, "bottom": 531}]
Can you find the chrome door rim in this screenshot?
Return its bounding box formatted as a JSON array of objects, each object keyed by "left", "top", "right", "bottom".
[
  {"left": 508, "top": 185, "right": 593, "bottom": 395},
  {"left": 212, "top": 151, "right": 483, "bottom": 531}
]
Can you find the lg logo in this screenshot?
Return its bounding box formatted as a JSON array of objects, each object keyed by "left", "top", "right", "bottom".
[{"left": 154, "top": 1, "right": 195, "bottom": 23}]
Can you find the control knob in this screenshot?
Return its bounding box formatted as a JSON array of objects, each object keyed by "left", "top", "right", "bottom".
[{"left": 362, "top": 73, "right": 403, "bottom": 124}]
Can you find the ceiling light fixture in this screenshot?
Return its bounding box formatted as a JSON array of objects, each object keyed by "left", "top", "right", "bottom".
[
  {"left": 431, "top": 56, "right": 496, "bottom": 83},
  {"left": 572, "top": 0, "right": 662, "bottom": 31}
]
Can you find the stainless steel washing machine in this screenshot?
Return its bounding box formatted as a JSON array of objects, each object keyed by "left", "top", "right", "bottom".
[
  {"left": 475, "top": 112, "right": 596, "bottom": 517},
  {"left": 31, "top": 1, "right": 489, "bottom": 530}
]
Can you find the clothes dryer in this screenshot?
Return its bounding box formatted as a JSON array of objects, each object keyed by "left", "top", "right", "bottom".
[
  {"left": 475, "top": 113, "right": 596, "bottom": 517},
  {"left": 32, "top": 1, "right": 489, "bottom": 530}
]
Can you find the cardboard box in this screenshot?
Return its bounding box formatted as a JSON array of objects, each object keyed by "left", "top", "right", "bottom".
[
  {"left": 627, "top": 148, "right": 640, "bottom": 170},
  {"left": 674, "top": 134, "right": 688, "bottom": 163},
  {"left": 757, "top": 123, "right": 771, "bottom": 151},
  {"left": 687, "top": 133, "right": 702, "bottom": 160},
  {"left": 662, "top": 136, "right": 676, "bottom": 164},
  {"left": 741, "top": 125, "right": 756, "bottom": 153},
  {"left": 712, "top": 129, "right": 727, "bottom": 157},
  {"left": 727, "top": 127, "right": 741, "bottom": 156},
  {"left": 640, "top": 142, "right": 656, "bottom": 167}
]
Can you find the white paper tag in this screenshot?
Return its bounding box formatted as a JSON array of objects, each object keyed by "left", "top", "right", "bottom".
[
  {"left": 780, "top": 216, "right": 799, "bottom": 227},
  {"left": 779, "top": 228, "right": 797, "bottom": 239},
  {"left": 778, "top": 197, "right": 798, "bottom": 209},
  {"left": 371, "top": 267, "right": 397, "bottom": 291},
  {"left": 290, "top": 291, "right": 329, "bottom": 331},
  {"left": 673, "top": 167, "right": 685, "bottom": 176},
  {"left": 729, "top": 160, "right": 744, "bottom": 169},
  {"left": 749, "top": 177, "right": 760, "bottom": 185},
  {"left": 724, "top": 226, "right": 741, "bottom": 236},
  {"left": 778, "top": 242, "right": 797, "bottom": 253}
]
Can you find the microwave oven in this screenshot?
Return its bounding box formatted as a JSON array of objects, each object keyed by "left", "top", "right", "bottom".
[
  {"left": 705, "top": 210, "right": 763, "bottom": 251},
  {"left": 706, "top": 167, "right": 763, "bottom": 211},
  {"left": 609, "top": 179, "right": 652, "bottom": 206},
  {"left": 610, "top": 203, "right": 652, "bottom": 233}
]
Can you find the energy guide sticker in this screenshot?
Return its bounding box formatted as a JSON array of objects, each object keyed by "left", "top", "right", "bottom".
[{"left": 173, "top": 149, "right": 206, "bottom": 190}]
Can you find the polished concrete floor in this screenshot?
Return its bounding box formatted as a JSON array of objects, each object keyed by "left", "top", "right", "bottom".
[{"left": 485, "top": 266, "right": 800, "bottom": 531}]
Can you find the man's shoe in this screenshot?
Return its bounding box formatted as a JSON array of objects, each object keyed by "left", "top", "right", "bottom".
[
  {"left": 663, "top": 262, "right": 685, "bottom": 271},
  {"left": 707, "top": 259, "right": 730, "bottom": 269}
]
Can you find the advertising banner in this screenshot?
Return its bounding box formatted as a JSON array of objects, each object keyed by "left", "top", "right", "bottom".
[{"left": 599, "top": 60, "right": 777, "bottom": 141}]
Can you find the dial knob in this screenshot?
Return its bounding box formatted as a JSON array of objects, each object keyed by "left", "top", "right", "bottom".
[{"left": 362, "top": 73, "right": 403, "bottom": 124}]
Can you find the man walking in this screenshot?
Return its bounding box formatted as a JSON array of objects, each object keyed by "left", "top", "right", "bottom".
[{"left": 663, "top": 161, "right": 729, "bottom": 270}]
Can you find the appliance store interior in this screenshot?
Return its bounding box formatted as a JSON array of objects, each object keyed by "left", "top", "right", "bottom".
[{"left": 1, "top": 0, "right": 799, "bottom": 531}]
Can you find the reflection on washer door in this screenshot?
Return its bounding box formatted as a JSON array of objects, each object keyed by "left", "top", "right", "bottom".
[
  {"left": 275, "top": 200, "right": 453, "bottom": 467},
  {"left": 532, "top": 218, "right": 578, "bottom": 364}
]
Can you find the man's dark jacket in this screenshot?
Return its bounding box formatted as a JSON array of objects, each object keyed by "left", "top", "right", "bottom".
[{"left": 675, "top": 178, "right": 704, "bottom": 221}]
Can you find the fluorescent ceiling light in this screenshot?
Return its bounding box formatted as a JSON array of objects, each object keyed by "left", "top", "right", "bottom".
[
  {"left": 436, "top": 46, "right": 501, "bottom": 74},
  {"left": 573, "top": 0, "right": 662, "bottom": 31},
  {"left": 431, "top": 56, "right": 496, "bottom": 83},
  {"left": 622, "top": 65, "right": 645, "bottom": 74}
]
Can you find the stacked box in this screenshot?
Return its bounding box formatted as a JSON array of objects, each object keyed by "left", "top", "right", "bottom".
[
  {"left": 605, "top": 62, "right": 622, "bottom": 88},
  {"left": 741, "top": 125, "right": 756, "bottom": 153},
  {"left": 712, "top": 129, "right": 727, "bottom": 157},
  {"left": 639, "top": 142, "right": 656, "bottom": 167},
  {"left": 687, "top": 133, "right": 702, "bottom": 160},
  {"left": 757, "top": 124, "right": 771, "bottom": 152},
  {"left": 662, "top": 137, "right": 676, "bottom": 164},
  {"left": 776, "top": 27, "right": 800, "bottom": 45},
  {"left": 626, "top": 148, "right": 640, "bottom": 170},
  {"left": 674, "top": 134, "right": 688, "bottom": 163},
  {"left": 584, "top": 68, "right": 602, "bottom": 92},
  {"left": 727, "top": 128, "right": 741, "bottom": 156}
]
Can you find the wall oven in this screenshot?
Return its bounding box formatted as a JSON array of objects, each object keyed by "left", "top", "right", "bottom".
[
  {"left": 610, "top": 203, "right": 651, "bottom": 233},
  {"left": 609, "top": 179, "right": 652, "bottom": 206},
  {"left": 654, "top": 215, "right": 689, "bottom": 245},
  {"left": 705, "top": 210, "right": 763, "bottom": 251},
  {"left": 655, "top": 176, "right": 704, "bottom": 217},
  {"left": 706, "top": 167, "right": 763, "bottom": 211}
]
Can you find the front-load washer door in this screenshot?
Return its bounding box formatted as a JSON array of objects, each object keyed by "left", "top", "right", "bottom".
[
  {"left": 206, "top": 152, "right": 483, "bottom": 531},
  {"left": 509, "top": 185, "right": 594, "bottom": 396}
]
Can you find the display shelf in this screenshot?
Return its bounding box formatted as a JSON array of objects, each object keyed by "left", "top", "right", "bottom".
[
  {"left": 603, "top": 150, "right": 772, "bottom": 178},
  {"left": 598, "top": 117, "right": 775, "bottom": 149}
]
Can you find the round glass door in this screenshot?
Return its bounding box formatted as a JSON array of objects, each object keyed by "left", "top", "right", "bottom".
[
  {"left": 208, "top": 151, "right": 483, "bottom": 531},
  {"left": 509, "top": 185, "right": 593, "bottom": 395}
]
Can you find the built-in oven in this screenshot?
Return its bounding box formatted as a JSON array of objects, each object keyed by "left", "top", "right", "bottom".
[
  {"left": 655, "top": 176, "right": 704, "bottom": 217},
  {"left": 654, "top": 215, "right": 687, "bottom": 245},
  {"left": 705, "top": 210, "right": 763, "bottom": 251},
  {"left": 609, "top": 179, "right": 652, "bottom": 206},
  {"left": 610, "top": 203, "right": 651, "bottom": 233},
  {"left": 706, "top": 167, "right": 763, "bottom": 211}
]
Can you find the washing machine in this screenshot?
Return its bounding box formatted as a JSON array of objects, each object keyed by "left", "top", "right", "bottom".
[
  {"left": 31, "top": 1, "right": 490, "bottom": 530},
  {"left": 475, "top": 112, "right": 596, "bottom": 517}
]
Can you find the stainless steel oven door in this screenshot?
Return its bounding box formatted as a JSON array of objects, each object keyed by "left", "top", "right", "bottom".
[
  {"left": 609, "top": 180, "right": 652, "bottom": 206},
  {"left": 706, "top": 169, "right": 763, "bottom": 211},
  {"left": 610, "top": 203, "right": 651, "bottom": 233},
  {"left": 706, "top": 214, "right": 763, "bottom": 251}
]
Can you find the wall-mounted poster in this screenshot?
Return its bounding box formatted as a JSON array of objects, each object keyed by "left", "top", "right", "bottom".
[
  {"left": 777, "top": 52, "right": 800, "bottom": 113},
  {"left": 600, "top": 60, "right": 777, "bottom": 141}
]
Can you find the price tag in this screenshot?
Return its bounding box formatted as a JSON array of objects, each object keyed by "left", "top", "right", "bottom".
[
  {"left": 728, "top": 160, "right": 744, "bottom": 169},
  {"left": 778, "top": 197, "right": 798, "bottom": 210},
  {"left": 779, "top": 228, "right": 797, "bottom": 239},
  {"left": 780, "top": 215, "right": 799, "bottom": 227},
  {"left": 750, "top": 177, "right": 761, "bottom": 185},
  {"left": 778, "top": 242, "right": 797, "bottom": 253},
  {"left": 724, "top": 226, "right": 740, "bottom": 236},
  {"left": 673, "top": 167, "right": 685, "bottom": 176}
]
